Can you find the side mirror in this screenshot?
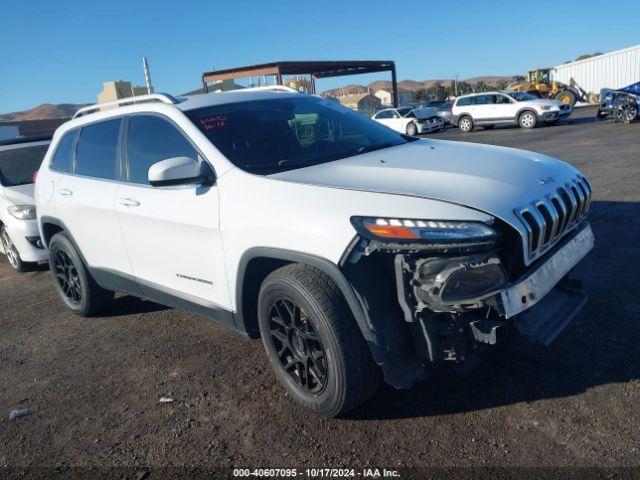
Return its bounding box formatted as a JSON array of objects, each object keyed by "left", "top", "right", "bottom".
[{"left": 148, "top": 157, "right": 214, "bottom": 187}]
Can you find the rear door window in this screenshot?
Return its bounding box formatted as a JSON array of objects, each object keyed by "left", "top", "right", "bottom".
[
  {"left": 75, "top": 119, "right": 121, "bottom": 180},
  {"left": 126, "top": 115, "right": 198, "bottom": 185}
]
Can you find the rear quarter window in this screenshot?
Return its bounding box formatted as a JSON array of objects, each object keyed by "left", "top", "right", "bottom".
[{"left": 50, "top": 131, "right": 77, "bottom": 172}]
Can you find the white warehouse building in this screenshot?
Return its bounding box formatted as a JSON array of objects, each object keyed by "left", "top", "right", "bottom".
[{"left": 552, "top": 44, "right": 640, "bottom": 95}]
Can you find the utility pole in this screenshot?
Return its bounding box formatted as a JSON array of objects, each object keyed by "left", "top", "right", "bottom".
[{"left": 142, "top": 56, "right": 154, "bottom": 94}]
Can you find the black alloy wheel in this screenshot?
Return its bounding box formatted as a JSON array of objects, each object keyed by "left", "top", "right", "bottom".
[
  {"left": 257, "top": 264, "right": 381, "bottom": 417},
  {"left": 268, "top": 298, "right": 328, "bottom": 395},
  {"left": 54, "top": 249, "right": 82, "bottom": 304},
  {"left": 48, "top": 232, "right": 114, "bottom": 316}
]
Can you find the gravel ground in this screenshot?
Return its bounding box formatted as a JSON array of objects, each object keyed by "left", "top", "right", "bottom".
[{"left": 1, "top": 107, "right": 639, "bottom": 474}]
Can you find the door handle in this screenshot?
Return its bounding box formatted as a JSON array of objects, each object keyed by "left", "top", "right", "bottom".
[
  {"left": 58, "top": 188, "right": 73, "bottom": 196},
  {"left": 118, "top": 197, "right": 140, "bottom": 207}
]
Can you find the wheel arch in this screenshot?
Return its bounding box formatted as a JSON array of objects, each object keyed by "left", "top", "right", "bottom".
[
  {"left": 40, "top": 216, "right": 66, "bottom": 249},
  {"left": 458, "top": 113, "right": 473, "bottom": 122},
  {"left": 517, "top": 107, "right": 539, "bottom": 121},
  {"left": 235, "top": 247, "right": 375, "bottom": 342}
]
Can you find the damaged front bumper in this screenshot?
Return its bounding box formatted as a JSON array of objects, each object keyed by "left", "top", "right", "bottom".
[{"left": 342, "top": 221, "right": 594, "bottom": 388}]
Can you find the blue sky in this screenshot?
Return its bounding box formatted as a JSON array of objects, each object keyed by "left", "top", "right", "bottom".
[{"left": 1, "top": 0, "right": 638, "bottom": 113}]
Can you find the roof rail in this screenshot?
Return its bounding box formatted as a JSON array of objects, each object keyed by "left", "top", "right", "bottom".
[
  {"left": 217, "top": 85, "right": 300, "bottom": 94},
  {"left": 73, "top": 93, "right": 179, "bottom": 118}
]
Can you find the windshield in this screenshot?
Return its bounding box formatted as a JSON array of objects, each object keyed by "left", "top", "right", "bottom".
[
  {"left": 507, "top": 91, "right": 538, "bottom": 102},
  {"left": 186, "top": 96, "right": 415, "bottom": 174},
  {"left": 0, "top": 144, "right": 49, "bottom": 187},
  {"left": 397, "top": 107, "right": 413, "bottom": 117}
]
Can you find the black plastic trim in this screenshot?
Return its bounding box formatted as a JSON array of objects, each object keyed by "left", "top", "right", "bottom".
[
  {"left": 235, "top": 247, "right": 376, "bottom": 342},
  {"left": 90, "top": 267, "right": 238, "bottom": 331}
]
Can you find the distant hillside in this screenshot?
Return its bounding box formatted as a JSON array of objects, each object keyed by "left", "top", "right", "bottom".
[
  {"left": 0, "top": 103, "right": 88, "bottom": 121},
  {"left": 321, "top": 84, "right": 368, "bottom": 97},
  {"left": 322, "top": 76, "right": 514, "bottom": 96}
]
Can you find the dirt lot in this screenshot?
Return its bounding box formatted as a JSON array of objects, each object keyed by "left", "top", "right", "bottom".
[{"left": 1, "top": 107, "right": 639, "bottom": 473}]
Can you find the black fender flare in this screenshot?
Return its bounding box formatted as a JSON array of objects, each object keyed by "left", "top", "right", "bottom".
[
  {"left": 39, "top": 216, "right": 83, "bottom": 256},
  {"left": 234, "top": 247, "right": 376, "bottom": 342}
]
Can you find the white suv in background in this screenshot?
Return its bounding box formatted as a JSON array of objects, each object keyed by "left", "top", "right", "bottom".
[
  {"left": 36, "top": 88, "right": 593, "bottom": 417},
  {"left": 452, "top": 91, "right": 572, "bottom": 132},
  {"left": 0, "top": 137, "right": 50, "bottom": 272}
]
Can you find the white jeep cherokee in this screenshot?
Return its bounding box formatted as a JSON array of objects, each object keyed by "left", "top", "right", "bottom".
[{"left": 36, "top": 88, "right": 594, "bottom": 417}]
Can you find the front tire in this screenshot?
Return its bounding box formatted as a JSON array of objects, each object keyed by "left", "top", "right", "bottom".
[
  {"left": 258, "top": 264, "right": 381, "bottom": 417},
  {"left": 406, "top": 122, "right": 418, "bottom": 136},
  {"left": 0, "top": 226, "right": 31, "bottom": 273},
  {"left": 518, "top": 111, "right": 538, "bottom": 129},
  {"left": 48, "top": 232, "right": 114, "bottom": 316},
  {"left": 458, "top": 116, "right": 474, "bottom": 132}
]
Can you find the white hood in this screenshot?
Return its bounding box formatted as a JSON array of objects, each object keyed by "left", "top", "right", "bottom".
[
  {"left": 2, "top": 183, "right": 36, "bottom": 206},
  {"left": 270, "top": 139, "right": 582, "bottom": 230},
  {"left": 413, "top": 106, "right": 440, "bottom": 119}
]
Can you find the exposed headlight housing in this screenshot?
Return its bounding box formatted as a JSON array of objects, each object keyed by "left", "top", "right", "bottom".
[
  {"left": 351, "top": 216, "right": 497, "bottom": 243},
  {"left": 414, "top": 255, "right": 508, "bottom": 309},
  {"left": 7, "top": 205, "right": 37, "bottom": 220},
  {"left": 540, "top": 105, "right": 553, "bottom": 111}
]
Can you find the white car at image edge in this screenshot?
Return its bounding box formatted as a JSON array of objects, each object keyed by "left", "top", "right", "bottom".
[
  {"left": 0, "top": 137, "right": 50, "bottom": 272},
  {"left": 452, "top": 91, "right": 573, "bottom": 132},
  {"left": 35, "top": 87, "right": 593, "bottom": 417}
]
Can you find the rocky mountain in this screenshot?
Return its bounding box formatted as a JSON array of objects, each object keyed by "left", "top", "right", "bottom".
[
  {"left": 0, "top": 103, "right": 88, "bottom": 121},
  {"left": 322, "top": 76, "right": 514, "bottom": 96}
]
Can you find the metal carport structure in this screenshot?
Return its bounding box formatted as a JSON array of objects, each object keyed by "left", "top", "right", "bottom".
[{"left": 201, "top": 60, "right": 399, "bottom": 107}]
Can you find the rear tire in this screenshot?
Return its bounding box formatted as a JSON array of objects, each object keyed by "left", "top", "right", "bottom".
[
  {"left": 518, "top": 110, "right": 538, "bottom": 129},
  {"left": 48, "top": 232, "right": 114, "bottom": 316},
  {"left": 458, "top": 116, "right": 473, "bottom": 133},
  {"left": 258, "top": 264, "right": 381, "bottom": 417}
]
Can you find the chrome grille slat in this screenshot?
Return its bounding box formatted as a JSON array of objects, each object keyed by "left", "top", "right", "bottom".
[
  {"left": 571, "top": 180, "right": 586, "bottom": 219},
  {"left": 577, "top": 176, "right": 592, "bottom": 213},
  {"left": 566, "top": 183, "right": 581, "bottom": 225},
  {"left": 515, "top": 175, "right": 591, "bottom": 263},
  {"left": 550, "top": 195, "right": 568, "bottom": 238},
  {"left": 542, "top": 199, "right": 560, "bottom": 244},
  {"left": 529, "top": 207, "right": 547, "bottom": 256},
  {"left": 558, "top": 186, "right": 578, "bottom": 226}
]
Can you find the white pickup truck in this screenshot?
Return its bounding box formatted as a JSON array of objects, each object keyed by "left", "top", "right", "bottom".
[{"left": 35, "top": 87, "right": 593, "bottom": 417}]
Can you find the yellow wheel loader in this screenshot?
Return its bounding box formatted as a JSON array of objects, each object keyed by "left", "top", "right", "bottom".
[{"left": 508, "top": 68, "right": 588, "bottom": 106}]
